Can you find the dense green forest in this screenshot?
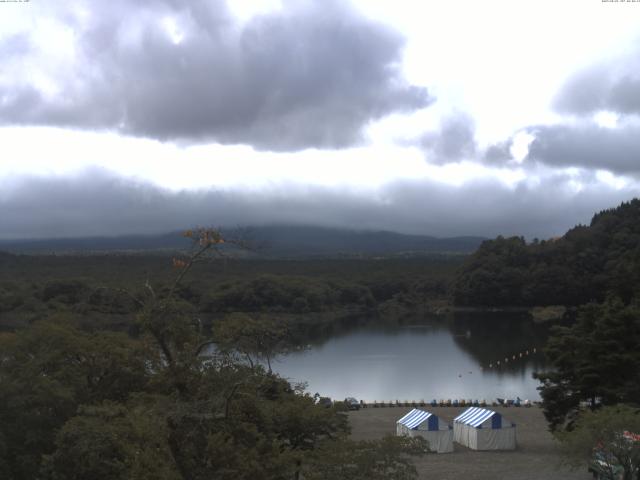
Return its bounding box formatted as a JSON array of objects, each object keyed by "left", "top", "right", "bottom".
[
  {"left": 0, "top": 236, "right": 461, "bottom": 478},
  {"left": 452, "top": 199, "right": 640, "bottom": 307},
  {"left": 0, "top": 229, "right": 431, "bottom": 480},
  {"left": 0, "top": 253, "right": 460, "bottom": 335},
  {"left": 534, "top": 298, "right": 640, "bottom": 430}
]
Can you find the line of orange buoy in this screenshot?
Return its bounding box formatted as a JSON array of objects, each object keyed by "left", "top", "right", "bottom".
[{"left": 486, "top": 347, "right": 537, "bottom": 369}]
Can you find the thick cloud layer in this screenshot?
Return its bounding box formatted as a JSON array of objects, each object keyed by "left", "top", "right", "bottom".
[
  {"left": 0, "top": 0, "right": 430, "bottom": 151},
  {"left": 525, "top": 123, "right": 640, "bottom": 174},
  {"left": 1, "top": 169, "right": 636, "bottom": 240},
  {"left": 553, "top": 52, "right": 640, "bottom": 116}
]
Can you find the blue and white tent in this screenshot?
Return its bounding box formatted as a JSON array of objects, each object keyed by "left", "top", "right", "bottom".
[
  {"left": 453, "top": 407, "right": 516, "bottom": 450},
  {"left": 396, "top": 409, "right": 453, "bottom": 453}
]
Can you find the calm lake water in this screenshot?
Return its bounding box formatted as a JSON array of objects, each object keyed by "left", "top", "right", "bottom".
[{"left": 272, "top": 313, "right": 550, "bottom": 403}]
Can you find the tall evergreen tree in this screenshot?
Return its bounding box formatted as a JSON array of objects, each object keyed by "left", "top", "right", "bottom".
[{"left": 535, "top": 299, "right": 640, "bottom": 431}]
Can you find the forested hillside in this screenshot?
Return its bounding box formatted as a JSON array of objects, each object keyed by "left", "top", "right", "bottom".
[
  {"left": 0, "top": 254, "right": 459, "bottom": 333},
  {"left": 452, "top": 199, "right": 640, "bottom": 307}
]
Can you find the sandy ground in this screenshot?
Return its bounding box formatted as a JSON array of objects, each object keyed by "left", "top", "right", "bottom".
[{"left": 348, "top": 406, "right": 591, "bottom": 480}]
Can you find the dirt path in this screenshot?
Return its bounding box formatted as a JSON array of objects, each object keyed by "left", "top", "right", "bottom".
[{"left": 348, "top": 406, "right": 591, "bottom": 480}]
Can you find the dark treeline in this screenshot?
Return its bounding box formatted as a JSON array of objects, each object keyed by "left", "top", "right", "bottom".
[
  {"left": 0, "top": 254, "right": 460, "bottom": 333},
  {"left": 534, "top": 298, "right": 640, "bottom": 430},
  {"left": 452, "top": 199, "right": 640, "bottom": 307}
]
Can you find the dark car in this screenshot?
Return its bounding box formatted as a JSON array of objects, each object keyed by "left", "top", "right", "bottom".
[{"left": 344, "top": 397, "right": 360, "bottom": 410}]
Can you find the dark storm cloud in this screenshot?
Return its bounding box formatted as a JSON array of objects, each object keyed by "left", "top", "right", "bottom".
[
  {"left": 553, "top": 51, "right": 640, "bottom": 115},
  {"left": 1, "top": 169, "right": 636, "bottom": 240},
  {"left": 525, "top": 123, "right": 640, "bottom": 174},
  {"left": 416, "top": 113, "right": 477, "bottom": 163},
  {"left": 0, "top": 0, "right": 431, "bottom": 151}
]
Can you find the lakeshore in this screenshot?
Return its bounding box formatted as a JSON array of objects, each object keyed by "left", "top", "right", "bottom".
[{"left": 348, "top": 406, "right": 591, "bottom": 480}]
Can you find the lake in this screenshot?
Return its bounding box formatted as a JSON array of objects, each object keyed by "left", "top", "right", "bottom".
[{"left": 272, "top": 313, "right": 550, "bottom": 403}]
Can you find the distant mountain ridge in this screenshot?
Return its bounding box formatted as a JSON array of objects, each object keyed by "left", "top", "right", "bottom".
[
  {"left": 244, "top": 225, "right": 484, "bottom": 256},
  {"left": 0, "top": 225, "right": 486, "bottom": 257}
]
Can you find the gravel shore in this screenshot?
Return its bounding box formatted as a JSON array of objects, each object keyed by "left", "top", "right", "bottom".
[{"left": 348, "top": 406, "right": 591, "bottom": 480}]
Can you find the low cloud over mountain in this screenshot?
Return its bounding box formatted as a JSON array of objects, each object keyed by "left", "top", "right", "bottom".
[{"left": 1, "top": 168, "right": 635, "bottom": 240}]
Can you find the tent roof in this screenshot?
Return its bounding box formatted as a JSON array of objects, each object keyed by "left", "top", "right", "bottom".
[
  {"left": 454, "top": 407, "right": 496, "bottom": 428},
  {"left": 397, "top": 409, "right": 433, "bottom": 429}
]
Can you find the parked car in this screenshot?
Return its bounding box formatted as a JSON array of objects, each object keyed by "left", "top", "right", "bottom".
[
  {"left": 344, "top": 397, "right": 360, "bottom": 410},
  {"left": 317, "top": 396, "right": 333, "bottom": 408}
]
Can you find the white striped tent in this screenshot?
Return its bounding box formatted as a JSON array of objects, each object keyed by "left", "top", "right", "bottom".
[
  {"left": 453, "top": 407, "right": 516, "bottom": 450},
  {"left": 396, "top": 409, "right": 453, "bottom": 453}
]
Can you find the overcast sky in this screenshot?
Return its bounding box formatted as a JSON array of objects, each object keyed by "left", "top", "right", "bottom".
[{"left": 1, "top": 0, "right": 640, "bottom": 239}]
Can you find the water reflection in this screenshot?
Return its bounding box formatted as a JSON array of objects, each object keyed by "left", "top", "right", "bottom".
[{"left": 273, "top": 313, "right": 552, "bottom": 402}]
